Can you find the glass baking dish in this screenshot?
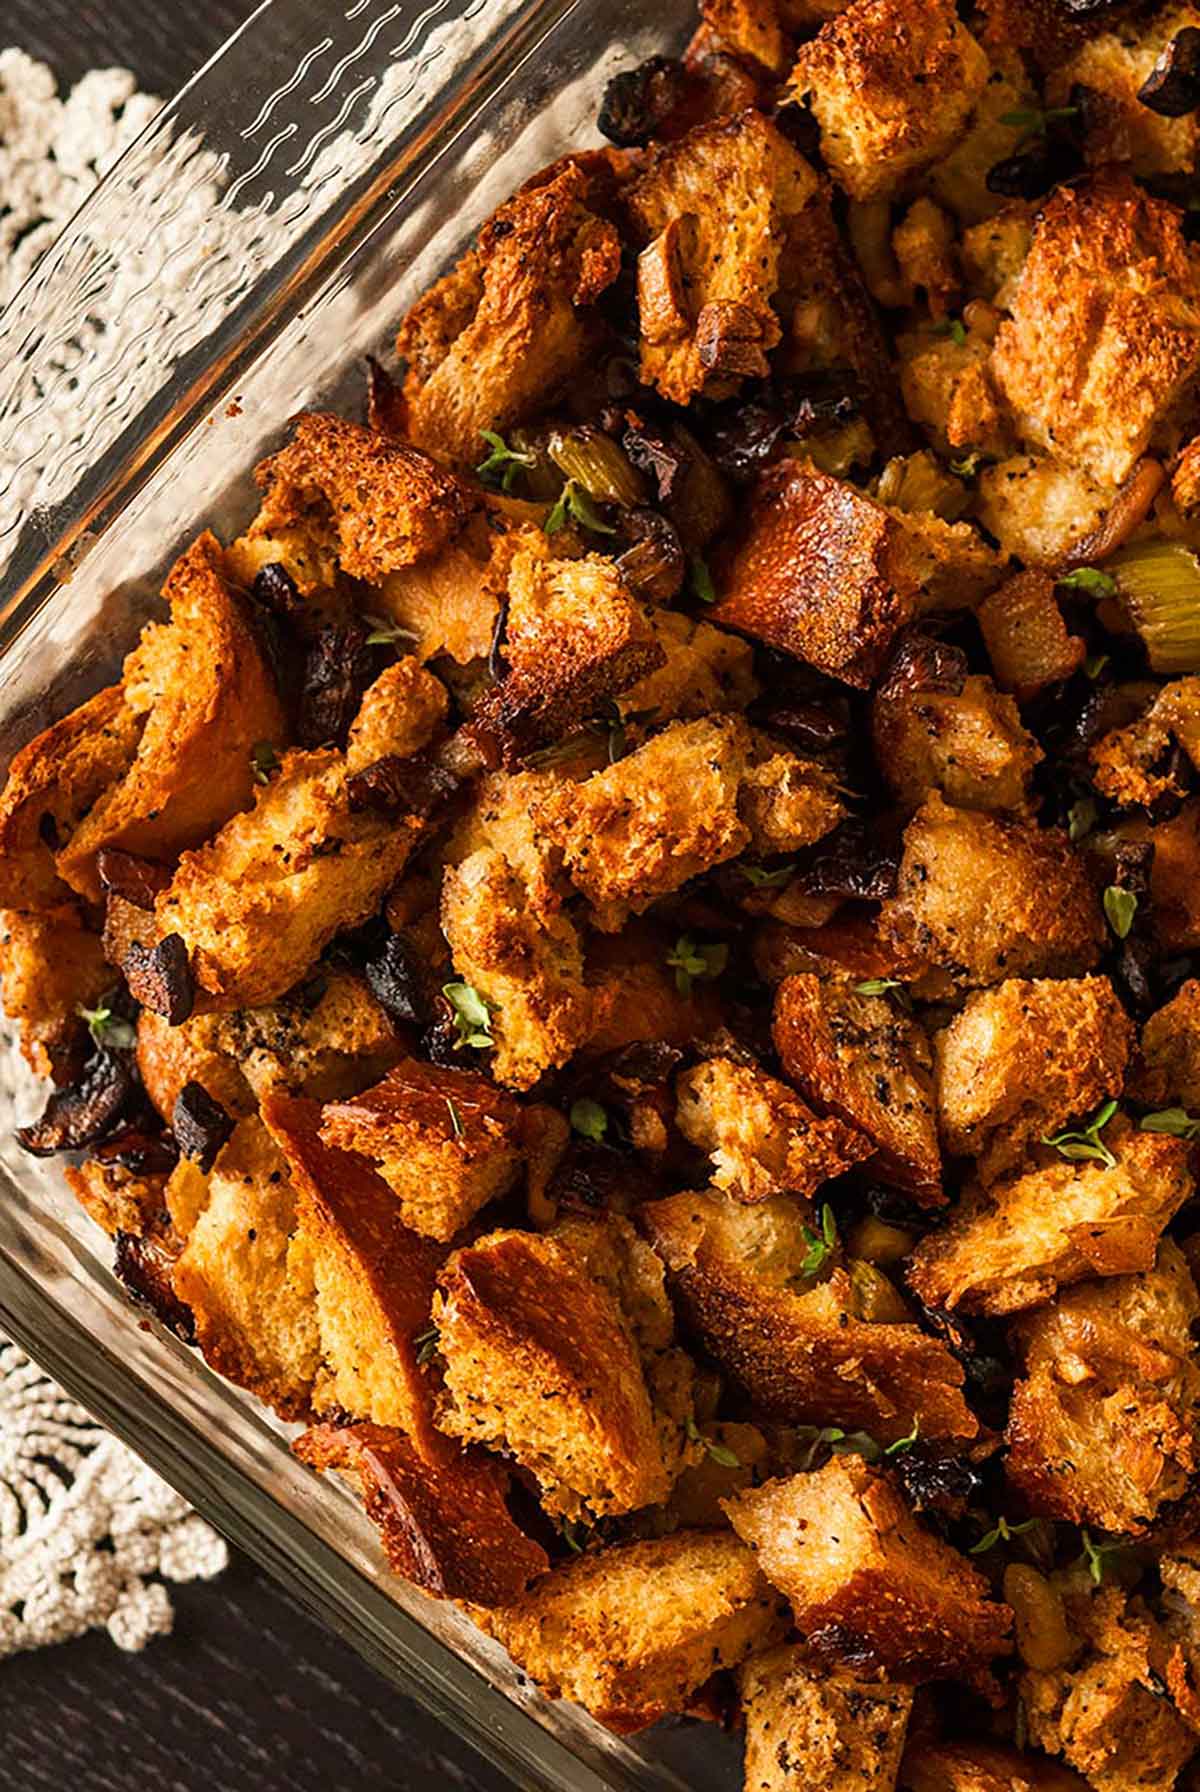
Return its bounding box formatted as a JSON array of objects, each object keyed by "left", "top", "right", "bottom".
[{"left": 0, "top": 2, "right": 743, "bottom": 1786}]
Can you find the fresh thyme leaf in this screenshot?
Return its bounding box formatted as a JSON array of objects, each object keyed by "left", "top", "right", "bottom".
[
  {"left": 414, "top": 1324, "right": 440, "bottom": 1367},
  {"left": 445, "top": 1096, "right": 464, "bottom": 1139},
  {"left": 800, "top": 1203, "right": 838, "bottom": 1277},
  {"left": 885, "top": 1417, "right": 920, "bottom": 1456},
  {"left": 76, "top": 998, "right": 135, "bottom": 1052},
  {"left": 949, "top": 452, "right": 981, "bottom": 478},
  {"left": 251, "top": 740, "right": 280, "bottom": 785},
  {"left": 476, "top": 428, "right": 537, "bottom": 492},
  {"left": 1068, "top": 797, "right": 1097, "bottom": 843},
  {"left": 970, "top": 1515, "right": 1039, "bottom": 1554},
  {"left": 1042, "top": 1098, "right": 1119, "bottom": 1168},
  {"left": 999, "top": 103, "right": 1080, "bottom": 134},
  {"left": 1078, "top": 1529, "right": 1124, "bottom": 1584},
  {"left": 560, "top": 1516, "right": 593, "bottom": 1553},
  {"left": 935, "top": 317, "right": 967, "bottom": 345},
  {"left": 570, "top": 1098, "right": 608, "bottom": 1143},
  {"left": 666, "top": 935, "right": 729, "bottom": 997},
  {"left": 740, "top": 862, "right": 796, "bottom": 889},
  {"left": 544, "top": 478, "right": 617, "bottom": 537},
  {"left": 853, "top": 978, "right": 902, "bottom": 996},
  {"left": 363, "top": 613, "right": 419, "bottom": 647},
  {"left": 442, "top": 981, "right": 495, "bottom": 1049},
  {"left": 690, "top": 555, "right": 717, "bottom": 604},
  {"left": 1057, "top": 566, "right": 1117, "bottom": 598},
  {"left": 685, "top": 1415, "right": 741, "bottom": 1469},
  {"left": 1140, "top": 1107, "right": 1200, "bottom": 1140},
  {"left": 1104, "top": 885, "right": 1138, "bottom": 940},
  {"left": 1084, "top": 652, "right": 1110, "bottom": 681}
]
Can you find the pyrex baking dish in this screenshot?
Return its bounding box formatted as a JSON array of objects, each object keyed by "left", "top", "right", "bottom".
[{"left": 0, "top": 2, "right": 742, "bottom": 1785}]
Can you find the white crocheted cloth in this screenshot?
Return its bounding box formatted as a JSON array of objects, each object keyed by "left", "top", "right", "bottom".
[{"left": 0, "top": 48, "right": 229, "bottom": 1660}]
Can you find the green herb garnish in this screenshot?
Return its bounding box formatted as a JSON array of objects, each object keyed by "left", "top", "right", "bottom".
[
  {"left": 970, "top": 1515, "right": 1039, "bottom": 1555},
  {"left": 363, "top": 613, "right": 419, "bottom": 647},
  {"left": 445, "top": 1097, "right": 464, "bottom": 1139},
  {"left": 1140, "top": 1107, "right": 1200, "bottom": 1140},
  {"left": 685, "top": 1416, "right": 741, "bottom": 1469},
  {"left": 690, "top": 555, "right": 717, "bottom": 604},
  {"left": 560, "top": 1517, "right": 594, "bottom": 1554},
  {"left": 545, "top": 478, "right": 617, "bottom": 537},
  {"left": 666, "top": 935, "right": 729, "bottom": 997},
  {"left": 1104, "top": 885, "right": 1138, "bottom": 940},
  {"left": 1057, "top": 566, "right": 1117, "bottom": 599},
  {"left": 1078, "top": 1529, "right": 1124, "bottom": 1585},
  {"left": 414, "top": 1324, "right": 440, "bottom": 1367},
  {"left": 794, "top": 1425, "right": 883, "bottom": 1470},
  {"left": 570, "top": 1098, "right": 608, "bottom": 1143},
  {"left": 1042, "top": 1098, "right": 1119, "bottom": 1168},
  {"left": 854, "top": 978, "right": 903, "bottom": 996},
  {"left": 800, "top": 1203, "right": 838, "bottom": 1277},
  {"left": 935, "top": 317, "right": 968, "bottom": 346},
  {"left": 740, "top": 862, "right": 796, "bottom": 889},
  {"left": 442, "top": 981, "right": 495, "bottom": 1049},
  {"left": 950, "top": 452, "right": 981, "bottom": 478},
  {"left": 251, "top": 740, "right": 280, "bottom": 785},
  {"left": 999, "top": 104, "right": 1080, "bottom": 134},
  {"left": 885, "top": 1417, "right": 920, "bottom": 1457},
  {"left": 76, "top": 998, "right": 135, "bottom": 1053},
  {"left": 1084, "top": 652, "right": 1110, "bottom": 681},
  {"left": 476, "top": 428, "right": 537, "bottom": 493}
]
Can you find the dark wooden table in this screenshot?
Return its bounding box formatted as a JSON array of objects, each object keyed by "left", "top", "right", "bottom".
[{"left": 1, "top": 6, "right": 507, "bottom": 1787}]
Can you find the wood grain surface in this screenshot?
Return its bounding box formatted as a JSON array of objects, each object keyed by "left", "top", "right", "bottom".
[{"left": 0, "top": 7, "right": 502, "bottom": 1789}]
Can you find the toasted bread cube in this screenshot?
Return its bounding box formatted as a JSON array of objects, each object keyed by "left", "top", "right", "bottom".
[
  {"left": 773, "top": 972, "right": 942, "bottom": 1201},
  {"left": 395, "top": 163, "right": 621, "bottom": 465},
  {"left": 446, "top": 765, "right": 570, "bottom": 922},
  {"left": 907, "top": 1116, "right": 1194, "bottom": 1316},
  {"left": 740, "top": 1648, "right": 913, "bottom": 1792},
  {"left": 640, "top": 1189, "right": 977, "bottom": 1444},
  {"left": 250, "top": 412, "right": 468, "bottom": 582},
  {"left": 879, "top": 795, "right": 1104, "bottom": 996},
  {"left": 712, "top": 463, "right": 1000, "bottom": 690},
  {"left": 478, "top": 1530, "right": 788, "bottom": 1732},
  {"left": 787, "top": 0, "right": 990, "bottom": 201},
  {"left": 976, "top": 572, "right": 1086, "bottom": 701},
  {"left": 926, "top": 55, "right": 1037, "bottom": 226},
  {"left": 0, "top": 905, "right": 108, "bottom": 1083},
  {"left": 1090, "top": 678, "right": 1200, "bottom": 811},
  {"left": 1045, "top": 6, "right": 1200, "bottom": 178},
  {"left": 261, "top": 1093, "right": 445, "bottom": 1444},
  {"left": 320, "top": 1058, "right": 525, "bottom": 1241},
  {"left": 675, "top": 1056, "right": 873, "bottom": 1201},
  {"left": 229, "top": 971, "right": 402, "bottom": 1105},
  {"left": 625, "top": 112, "right": 819, "bottom": 405},
  {"left": 170, "top": 1117, "right": 320, "bottom": 1420},
  {"left": 55, "top": 535, "right": 285, "bottom": 904},
  {"left": 1141, "top": 798, "right": 1200, "bottom": 952},
  {"left": 1006, "top": 1240, "right": 1200, "bottom": 1535},
  {"left": 0, "top": 684, "right": 142, "bottom": 910},
  {"left": 435, "top": 1214, "right": 692, "bottom": 1519},
  {"left": 441, "top": 844, "right": 591, "bottom": 1090},
  {"left": 618, "top": 606, "right": 759, "bottom": 723},
  {"left": 933, "top": 975, "right": 1133, "bottom": 1181},
  {"left": 372, "top": 505, "right": 510, "bottom": 665},
  {"left": 1135, "top": 977, "right": 1200, "bottom": 1109},
  {"left": 975, "top": 453, "right": 1115, "bottom": 568},
  {"left": 991, "top": 175, "right": 1200, "bottom": 487},
  {"left": 66, "top": 1142, "right": 174, "bottom": 1241},
  {"left": 872, "top": 638, "right": 1041, "bottom": 813},
  {"left": 136, "top": 1010, "right": 253, "bottom": 1123},
  {"left": 725, "top": 1460, "right": 1011, "bottom": 1680},
  {"left": 293, "top": 1421, "right": 547, "bottom": 1607},
  {"left": 902, "top": 1742, "right": 1090, "bottom": 1791},
  {"left": 740, "top": 732, "right": 848, "bottom": 857},
  {"left": 469, "top": 530, "right": 664, "bottom": 763},
  {"left": 701, "top": 0, "right": 791, "bottom": 73},
  {"left": 896, "top": 328, "right": 1010, "bottom": 460}
]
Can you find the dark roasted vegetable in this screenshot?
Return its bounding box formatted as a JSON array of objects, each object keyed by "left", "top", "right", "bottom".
[
  {"left": 297, "top": 623, "right": 380, "bottom": 749},
  {"left": 616, "top": 508, "right": 686, "bottom": 603},
  {"left": 597, "top": 55, "right": 689, "bottom": 146},
  {"left": 171, "top": 1080, "right": 234, "bottom": 1174},
  {"left": 123, "top": 934, "right": 195, "bottom": 1026},
  {"left": 96, "top": 847, "right": 171, "bottom": 911},
  {"left": 113, "top": 1229, "right": 195, "bottom": 1342},
  {"left": 17, "top": 1046, "right": 140, "bottom": 1156},
  {"left": 792, "top": 817, "right": 902, "bottom": 902},
  {"left": 1138, "top": 27, "right": 1200, "bottom": 115},
  {"left": 365, "top": 354, "right": 407, "bottom": 435},
  {"left": 345, "top": 752, "right": 457, "bottom": 819},
  {"left": 363, "top": 931, "right": 430, "bottom": 1027}
]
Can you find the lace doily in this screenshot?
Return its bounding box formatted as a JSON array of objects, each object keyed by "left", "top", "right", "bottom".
[{"left": 0, "top": 48, "right": 229, "bottom": 1658}]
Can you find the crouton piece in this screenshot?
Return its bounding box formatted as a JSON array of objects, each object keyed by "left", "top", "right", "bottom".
[
  {"left": 441, "top": 845, "right": 591, "bottom": 1090},
  {"left": 469, "top": 530, "right": 664, "bottom": 763},
  {"left": 907, "top": 1116, "right": 1193, "bottom": 1316},
  {"left": 434, "top": 1214, "right": 692, "bottom": 1519},
  {"left": 977, "top": 572, "right": 1086, "bottom": 701},
  {"left": 584, "top": 929, "right": 723, "bottom": 1056},
  {"left": 373, "top": 502, "right": 516, "bottom": 666},
  {"left": 0, "top": 905, "right": 108, "bottom": 1082},
  {"left": 878, "top": 795, "right": 1105, "bottom": 997},
  {"left": 872, "top": 635, "right": 1041, "bottom": 813},
  {"left": 725, "top": 1459, "right": 1012, "bottom": 1681},
  {"left": 320, "top": 1058, "right": 525, "bottom": 1242},
  {"left": 1135, "top": 978, "right": 1200, "bottom": 1109},
  {"left": 740, "top": 1648, "right": 914, "bottom": 1792},
  {"left": 170, "top": 1117, "right": 319, "bottom": 1420},
  {"left": 712, "top": 462, "right": 1000, "bottom": 690},
  {"left": 892, "top": 199, "right": 959, "bottom": 316},
  {"left": 1143, "top": 799, "right": 1200, "bottom": 952},
  {"left": 1045, "top": 6, "right": 1200, "bottom": 178},
  {"left": 961, "top": 202, "right": 1036, "bottom": 303},
  {"left": 1022, "top": 1570, "right": 1200, "bottom": 1792},
  {"left": 675, "top": 1056, "right": 873, "bottom": 1201},
  {"left": 617, "top": 606, "right": 759, "bottom": 723},
  {"left": 773, "top": 973, "right": 942, "bottom": 1201},
  {"left": 902, "top": 1742, "right": 1090, "bottom": 1791},
  {"left": 991, "top": 176, "right": 1200, "bottom": 488},
  {"left": 926, "top": 56, "right": 1038, "bottom": 226},
  {"left": 478, "top": 1530, "right": 788, "bottom": 1732},
  {"left": 293, "top": 1421, "right": 548, "bottom": 1607},
  {"left": 261, "top": 1093, "right": 445, "bottom": 1443},
  {"left": 975, "top": 454, "right": 1114, "bottom": 568},
  {"left": 1006, "top": 1241, "right": 1200, "bottom": 1535},
  {"left": 54, "top": 535, "right": 285, "bottom": 905},
  {"left": 540, "top": 716, "right": 842, "bottom": 932},
  {"left": 787, "top": 0, "right": 990, "bottom": 202},
  {"left": 156, "top": 664, "right": 446, "bottom": 1009},
  {"left": 446, "top": 765, "right": 569, "bottom": 921},
  {"left": 65, "top": 1138, "right": 174, "bottom": 1240},
  {"left": 701, "top": 0, "right": 791, "bottom": 74},
  {"left": 640, "top": 1189, "right": 977, "bottom": 1443},
  {"left": 1091, "top": 678, "right": 1200, "bottom": 810},
  {"left": 934, "top": 976, "right": 1133, "bottom": 1181},
  {"left": 136, "top": 1009, "right": 254, "bottom": 1123},
  {"left": 250, "top": 412, "right": 468, "bottom": 582},
  {"left": 625, "top": 112, "right": 819, "bottom": 405},
  {"left": 219, "top": 972, "right": 402, "bottom": 1106},
  {"left": 345, "top": 656, "right": 449, "bottom": 766},
  {"left": 395, "top": 164, "right": 621, "bottom": 465},
  {"left": 0, "top": 684, "right": 143, "bottom": 910},
  {"left": 896, "top": 327, "right": 1011, "bottom": 460}
]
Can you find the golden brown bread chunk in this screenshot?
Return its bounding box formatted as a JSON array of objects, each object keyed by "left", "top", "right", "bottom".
[
  {"left": 395, "top": 163, "right": 621, "bottom": 465},
  {"left": 1005, "top": 1241, "right": 1200, "bottom": 1535},
  {"left": 539, "top": 715, "right": 843, "bottom": 932},
  {"left": 1142, "top": 799, "right": 1200, "bottom": 953},
  {"left": 871, "top": 643, "right": 1041, "bottom": 814},
  {"left": 906, "top": 1117, "right": 1194, "bottom": 1316},
  {"left": 66, "top": 1146, "right": 173, "bottom": 1241},
  {"left": 901, "top": 1742, "right": 1090, "bottom": 1791},
  {"left": 976, "top": 572, "right": 1086, "bottom": 702},
  {"left": 0, "top": 905, "right": 108, "bottom": 1082},
  {"left": 933, "top": 975, "right": 1133, "bottom": 1181},
  {"left": 878, "top": 795, "right": 1105, "bottom": 996},
  {"left": 434, "top": 1214, "right": 693, "bottom": 1519},
  {"left": 896, "top": 325, "right": 1011, "bottom": 461},
  {"left": 700, "top": 0, "right": 792, "bottom": 74},
  {"left": 618, "top": 606, "right": 759, "bottom": 724},
  {"left": 293, "top": 1421, "right": 547, "bottom": 1607},
  {"left": 171, "top": 1117, "right": 320, "bottom": 1421},
  {"left": 477, "top": 1529, "right": 788, "bottom": 1732},
  {"left": 445, "top": 764, "right": 569, "bottom": 921},
  {"left": 156, "top": 661, "right": 446, "bottom": 1009},
  {"left": 990, "top": 175, "right": 1200, "bottom": 488},
  {"left": 370, "top": 503, "right": 513, "bottom": 665},
  {"left": 787, "top": 0, "right": 990, "bottom": 201},
  {"left": 440, "top": 844, "right": 591, "bottom": 1090},
  {"left": 55, "top": 534, "right": 285, "bottom": 905},
  {"left": 773, "top": 972, "right": 942, "bottom": 1201},
  {"left": 250, "top": 412, "right": 468, "bottom": 583},
  {"left": 0, "top": 684, "right": 142, "bottom": 910},
  {"left": 740, "top": 1647, "right": 912, "bottom": 1791},
  {"left": 1044, "top": 5, "right": 1200, "bottom": 178},
  {"left": 624, "top": 111, "right": 819, "bottom": 405},
  {"left": 261, "top": 1093, "right": 445, "bottom": 1445},
  {"left": 1090, "top": 679, "right": 1200, "bottom": 811},
  {"left": 320, "top": 1058, "right": 526, "bottom": 1242},
  {"left": 1135, "top": 977, "right": 1200, "bottom": 1110},
  {"left": 583, "top": 929, "right": 724, "bottom": 1056},
  {"left": 711, "top": 462, "right": 1000, "bottom": 689},
  {"left": 724, "top": 1460, "right": 1012, "bottom": 1682},
  {"left": 975, "top": 453, "right": 1115, "bottom": 569},
  {"left": 640, "top": 1188, "right": 977, "bottom": 1444},
  {"left": 675, "top": 1056, "right": 873, "bottom": 1201}
]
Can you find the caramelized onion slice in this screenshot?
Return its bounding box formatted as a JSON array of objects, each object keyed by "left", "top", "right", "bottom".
[{"left": 1063, "top": 458, "right": 1166, "bottom": 567}]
